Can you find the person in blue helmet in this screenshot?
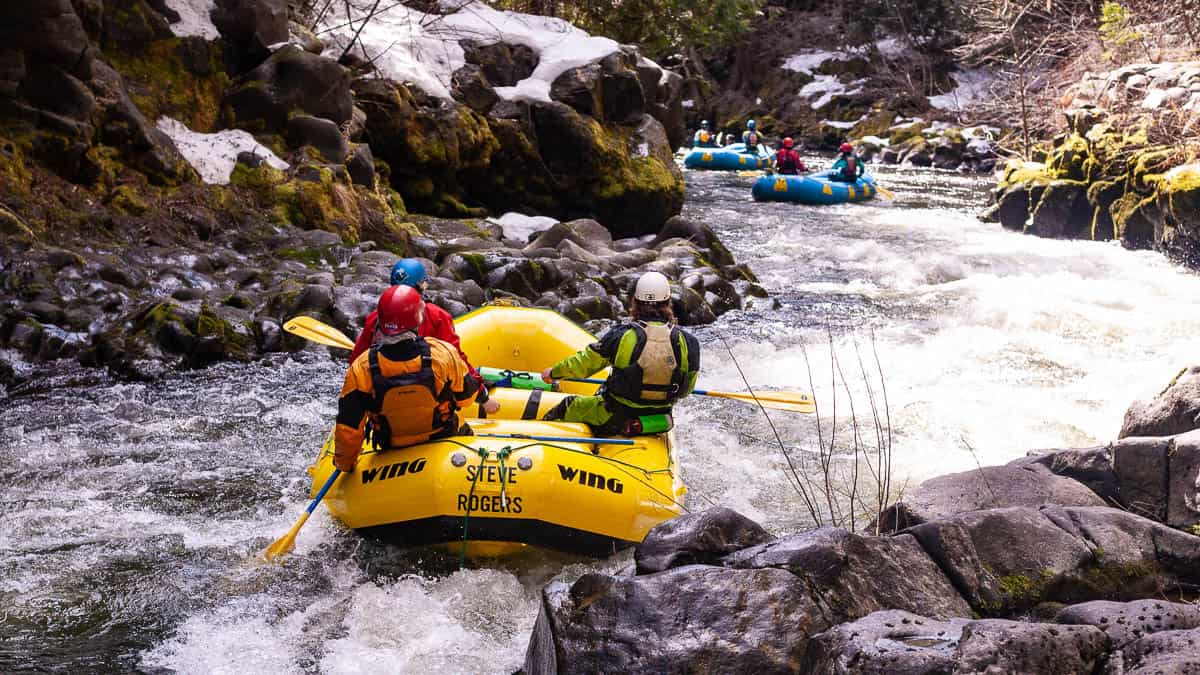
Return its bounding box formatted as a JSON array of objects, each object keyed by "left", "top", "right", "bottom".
[
  {"left": 351, "top": 258, "right": 500, "bottom": 414},
  {"left": 741, "top": 119, "right": 763, "bottom": 155},
  {"left": 693, "top": 120, "right": 718, "bottom": 148}
]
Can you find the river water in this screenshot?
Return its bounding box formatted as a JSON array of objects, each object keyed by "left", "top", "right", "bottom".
[{"left": 3, "top": 163, "right": 1200, "bottom": 673}]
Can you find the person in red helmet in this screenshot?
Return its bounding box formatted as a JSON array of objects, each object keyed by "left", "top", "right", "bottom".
[
  {"left": 775, "top": 137, "right": 807, "bottom": 175},
  {"left": 334, "top": 286, "right": 481, "bottom": 472},
  {"left": 351, "top": 258, "right": 499, "bottom": 415},
  {"left": 832, "top": 142, "right": 865, "bottom": 182}
]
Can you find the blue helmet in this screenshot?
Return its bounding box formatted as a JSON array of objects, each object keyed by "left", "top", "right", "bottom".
[
  {"left": 390, "top": 258, "right": 426, "bottom": 287},
  {"left": 747, "top": 119, "right": 756, "bottom": 130}
]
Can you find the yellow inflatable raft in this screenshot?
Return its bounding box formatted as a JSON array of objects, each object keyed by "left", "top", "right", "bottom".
[{"left": 307, "top": 306, "right": 686, "bottom": 557}]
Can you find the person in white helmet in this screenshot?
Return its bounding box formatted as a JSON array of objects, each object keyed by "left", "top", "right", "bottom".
[{"left": 540, "top": 271, "right": 701, "bottom": 435}]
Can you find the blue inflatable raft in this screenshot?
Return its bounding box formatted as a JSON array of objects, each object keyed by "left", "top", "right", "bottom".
[
  {"left": 751, "top": 169, "right": 878, "bottom": 204},
  {"left": 683, "top": 143, "right": 772, "bottom": 171}
]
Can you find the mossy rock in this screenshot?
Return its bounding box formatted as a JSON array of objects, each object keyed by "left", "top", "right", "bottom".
[
  {"left": 107, "top": 184, "right": 150, "bottom": 216},
  {"left": 1111, "top": 192, "right": 1164, "bottom": 248},
  {"left": 106, "top": 38, "right": 230, "bottom": 132},
  {"left": 1028, "top": 180, "right": 1091, "bottom": 238},
  {"left": 1129, "top": 148, "right": 1177, "bottom": 192},
  {"left": 1162, "top": 164, "right": 1200, "bottom": 231},
  {"left": 998, "top": 160, "right": 1054, "bottom": 190},
  {"left": 1047, "top": 134, "right": 1091, "bottom": 182},
  {"left": 0, "top": 204, "right": 35, "bottom": 239}
]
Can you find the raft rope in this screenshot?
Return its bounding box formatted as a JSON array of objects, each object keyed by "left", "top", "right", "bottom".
[{"left": 459, "top": 445, "right": 513, "bottom": 569}]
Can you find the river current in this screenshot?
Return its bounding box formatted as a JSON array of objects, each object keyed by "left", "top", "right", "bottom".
[{"left": 3, "top": 164, "right": 1199, "bottom": 673}]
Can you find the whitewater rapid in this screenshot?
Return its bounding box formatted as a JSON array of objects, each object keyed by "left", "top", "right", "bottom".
[{"left": 2, "top": 163, "right": 1198, "bottom": 673}]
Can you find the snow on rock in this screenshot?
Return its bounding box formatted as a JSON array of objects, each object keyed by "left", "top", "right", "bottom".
[
  {"left": 782, "top": 37, "right": 906, "bottom": 75},
  {"left": 928, "top": 68, "right": 993, "bottom": 111},
  {"left": 800, "top": 75, "right": 865, "bottom": 110},
  {"left": 156, "top": 117, "right": 288, "bottom": 185},
  {"left": 821, "top": 118, "right": 862, "bottom": 130},
  {"left": 682, "top": 99, "right": 695, "bottom": 109},
  {"left": 860, "top": 135, "right": 889, "bottom": 146},
  {"left": 487, "top": 212, "right": 558, "bottom": 242},
  {"left": 163, "top": 0, "right": 219, "bottom": 40},
  {"left": 319, "top": 1, "right": 618, "bottom": 103}
]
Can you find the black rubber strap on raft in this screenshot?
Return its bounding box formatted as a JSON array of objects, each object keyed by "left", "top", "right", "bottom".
[{"left": 522, "top": 389, "right": 543, "bottom": 420}]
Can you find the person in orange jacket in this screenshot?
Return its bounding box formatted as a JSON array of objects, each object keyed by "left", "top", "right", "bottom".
[
  {"left": 351, "top": 258, "right": 500, "bottom": 415},
  {"left": 334, "top": 286, "right": 482, "bottom": 472}
]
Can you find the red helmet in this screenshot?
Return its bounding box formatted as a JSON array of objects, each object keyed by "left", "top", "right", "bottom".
[
  {"left": 783, "top": 137, "right": 795, "bottom": 148},
  {"left": 839, "top": 142, "right": 854, "bottom": 153},
  {"left": 377, "top": 285, "right": 424, "bottom": 335}
]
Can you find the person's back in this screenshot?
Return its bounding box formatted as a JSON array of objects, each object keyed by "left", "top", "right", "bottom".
[
  {"left": 775, "top": 137, "right": 805, "bottom": 175},
  {"left": 541, "top": 272, "right": 700, "bottom": 436},
  {"left": 335, "top": 287, "right": 480, "bottom": 472},
  {"left": 832, "top": 143, "right": 864, "bottom": 182}
]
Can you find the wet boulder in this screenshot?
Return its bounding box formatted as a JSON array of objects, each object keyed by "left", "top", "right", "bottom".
[
  {"left": 211, "top": 0, "right": 289, "bottom": 68},
  {"left": 1027, "top": 180, "right": 1093, "bottom": 238},
  {"left": 460, "top": 40, "right": 537, "bottom": 87},
  {"left": 1055, "top": 599, "right": 1200, "bottom": 649},
  {"left": 873, "top": 464, "right": 1105, "bottom": 533},
  {"left": 525, "top": 219, "right": 613, "bottom": 255},
  {"left": 0, "top": 0, "right": 93, "bottom": 73},
  {"left": 226, "top": 46, "right": 353, "bottom": 131},
  {"left": 721, "top": 527, "right": 972, "bottom": 621},
  {"left": 287, "top": 114, "right": 350, "bottom": 163},
  {"left": 635, "top": 507, "right": 776, "bottom": 574},
  {"left": 802, "top": 610, "right": 969, "bottom": 674},
  {"left": 1018, "top": 445, "right": 1120, "bottom": 503},
  {"left": 1121, "top": 366, "right": 1200, "bottom": 438},
  {"left": 524, "top": 566, "right": 825, "bottom": 675},
  {"left": 1113, "top": 627, "right": 1200, "bottom": 673}
]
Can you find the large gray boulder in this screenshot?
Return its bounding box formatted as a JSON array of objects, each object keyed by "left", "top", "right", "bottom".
[
  {"left": 722, "top": 527, "right": 972, "bottom": 621},
  {"left": 804, "top": 611, "right": 1110, "bottom": 675},
  {"left": 1113, "top": 627, "right": 1200, "bottom": 673},
  {"left": 1055, "top": 599, "right": 1200, "bottom": 649},
  {"left": 908, "top": 506, "right": 1200, "bottom": 615},
  {"left": 874, "top": 464, "right": 1105, "bottom": 533},
  {"left": 635, "top": 507, "right": 775, "bottom": 574},
  {"left": 1121, "top": 366, "right": 1200, "bottom": 438},
  {"left": 524, "top": 566, "right": 824, "bottom": 674},
  {"left": 226, "top": 45, "right": 353, "bottom": 131},
  {"left": 211, "top": 0, "right": 288, "bottom": 68},
  {"left": 802, "top": 610, "right": 969, "bottom": 674}
]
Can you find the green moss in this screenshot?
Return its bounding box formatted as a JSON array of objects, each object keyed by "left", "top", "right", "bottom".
[
  {"left": 278, "top": 248, "right": 328, "bottom": 267},
  {"left": 1048, "top": 133, "right": 1091, "bottom": 181},
  {"left": 460, "top": 253, "right": 487, "bottom": 280},
  {"left": 0, "top": 204, "right": 35, "bottom": 239},
  {"left": 887, "top": 122, "right": 929, "bottom": 145},
  {"left": 108, "top": 185, "right": 150, "bottom": 216},
  {"left": 996, "top": 569, "right": 1054, "bottom": 604},
  {"left": 0, "top": 139, "right": 32, "bottom": 197},
  {"left": 106, "top": 38, "right": 230, "bottom": 132},
  {"left": 999, "top": 160, "right": 1055, "bottom": 190}
]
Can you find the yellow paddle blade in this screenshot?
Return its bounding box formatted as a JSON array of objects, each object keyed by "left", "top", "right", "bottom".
[
  {"left": 876, "top": 185, "right": 896, "bottom": 200},
  {"left": 283, "top": 315, "right": 355, "bottom": 350},
  {"left": 261, "top": 511, "right": 311, "bottom": 562},
  {"left": 703, "top": 389, "right": 816, "bottom": 413}
]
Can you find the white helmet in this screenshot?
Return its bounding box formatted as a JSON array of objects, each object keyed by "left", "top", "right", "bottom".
[{"left": 633, "top": 271, "right": 671, "bottom": 302}]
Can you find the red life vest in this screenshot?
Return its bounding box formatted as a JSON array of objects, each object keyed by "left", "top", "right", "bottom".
[
  {"left": 842, "top": 154, "right": 858, "bottom": 180},
  {"left": 776, "top": 148, "right": 804, "bottom": 175}
]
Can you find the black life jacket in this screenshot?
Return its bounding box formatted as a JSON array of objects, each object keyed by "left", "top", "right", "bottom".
[
  {"left": 367, "top": 342, "right": 456, "bottom": 448},
  {"left": 605, "top": 322, "right": 688, "bottom": 407}
]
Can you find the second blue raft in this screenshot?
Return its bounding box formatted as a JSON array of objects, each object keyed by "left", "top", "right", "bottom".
[
  {"left": 751, "top": 169, "right": 878, "bottom": 205},
  {"left": 683, "top": 143, "right": 772, "bottom": 171}
]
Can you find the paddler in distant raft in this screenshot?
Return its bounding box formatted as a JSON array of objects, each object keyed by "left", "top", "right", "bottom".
[
  {"left": 334, "top": 286, "right": 482, "bottom": 473},
  {"left": 741, "top": 119, "right": 764, "bottom": 155},
  {"left": 539, "top": 271, "right": 701, "bottom": 436},
  {"left": 831, "top": 142, "right": 866, "bottom": 182},
  {"left": 693, "top": 120, "right": 718, "bottom": 148},
  {"left": 775, "top": 137, "right": 807, "bottom": 175},
  {"left": 351, "top": 258, "right": 500, "bottom": 415}
]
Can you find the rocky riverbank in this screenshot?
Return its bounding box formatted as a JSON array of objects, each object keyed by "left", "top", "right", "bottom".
[
  {"left": 983, "top": 61, "right": 1200, "bottom": 266},
  {"left": 521, "top": 366, "right": 1200, "bottom": 673},
  {"left": 0, "top": 0, "right": 769, "bottom": 391}
]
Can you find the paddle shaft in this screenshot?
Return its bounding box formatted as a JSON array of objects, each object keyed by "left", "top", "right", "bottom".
[
  {"left": 307, "top": 468, "right": 342, "bottom": 514},
  {"left": 475, "top": 433, "right": 635, "bottom": 446},
  {"left": 565, "top": 377, "right": 715, "bottom": 397}
]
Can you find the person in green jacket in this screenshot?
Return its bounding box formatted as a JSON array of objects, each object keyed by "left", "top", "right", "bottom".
[
  {"left": 831, "top": 142, "right": 865, "bottom": 182},
  {"left": 540, "top": 271, "right": 701, "bottom": 436}
]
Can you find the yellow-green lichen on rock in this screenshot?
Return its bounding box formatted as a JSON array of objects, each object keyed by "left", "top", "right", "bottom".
[
  {"left": 1047, "top": 133, "right": 1091, "bottom": 181},
  {"left": 1162, "top": 163, "right": 1200, "bottom": 225},
  {"left": 999, "top": 160, "right": 1055, "bottom": 190},
  {"left": 106, "top": 38, "right": 230, "bottom": 133}
]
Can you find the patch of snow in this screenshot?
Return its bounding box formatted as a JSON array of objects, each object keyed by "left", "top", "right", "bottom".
[
  {"left": 321, "top": 1, "right": 618, "bottom": 103},
  {"left": 873, "top": 37, "right": 906, "bottom": 58},
  {"left": 156, "top": 117, "right": 288, "bottom": 185},
  {"left": 782, "top": 49, "right": 849, "bottom": 75},
  {"left": 163, "top": 0, "right": 219, "bottom": 40},
  {"left": 821, "top": 119, "right": 858, "bottom": 130},
  {"left": 929, "top": 68, "right": 994, "bottom": 111},
  {"left": 801, "top": 75, "right": 865, "bottom": 110},
  {"left": 962, "top": 125, "right": 1000, "bottom": 140},
  {"left": 860, "top": 135, "right": 890, "bottom": 147},
  {"left": 755, "top": 97, "right": 762, "bottom": 105},
  {"left": 890, "top": 117, "right": 924, "bottom": 129},
  {"left": 682, "top": 99, "right": 695, "bottom": 109},
  {"left": 487, "top": 212, "right": 558, "bottom": 242}
]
